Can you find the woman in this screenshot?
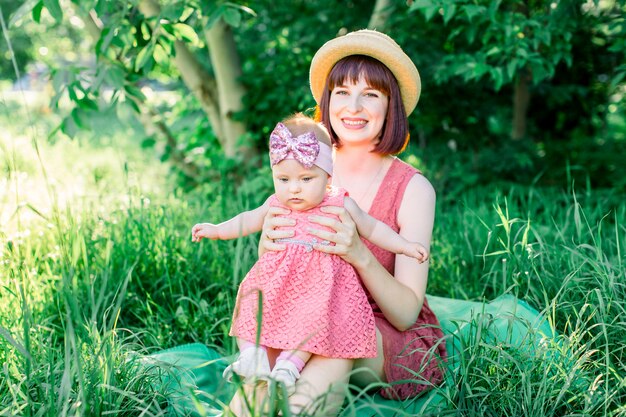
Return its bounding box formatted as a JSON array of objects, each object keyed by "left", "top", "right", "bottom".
[{"left": 229, "top": 29, "right": 447, "bottom": 416}]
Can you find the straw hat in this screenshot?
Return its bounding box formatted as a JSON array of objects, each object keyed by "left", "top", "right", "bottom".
[{"left": 309, "top": 29, "right": 421, "bottom": 115}]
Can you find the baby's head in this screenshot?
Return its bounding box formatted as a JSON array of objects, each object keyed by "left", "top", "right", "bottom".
[{"left": 269, "top": 113, "right": 333, "bottom": 211}]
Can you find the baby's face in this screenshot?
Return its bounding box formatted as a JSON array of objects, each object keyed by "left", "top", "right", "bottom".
[{"left": 272, "top": 159, "right": 330, "bottom": 211}]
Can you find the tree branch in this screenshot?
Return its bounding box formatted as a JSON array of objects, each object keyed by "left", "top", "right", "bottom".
[{"left": 368, "top": 0, "right": 395, "bottom": 30}]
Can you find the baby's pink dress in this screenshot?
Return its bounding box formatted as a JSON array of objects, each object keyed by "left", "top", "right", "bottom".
[{"left": 229, "top": 187, "right": 377, "bottom": 359}]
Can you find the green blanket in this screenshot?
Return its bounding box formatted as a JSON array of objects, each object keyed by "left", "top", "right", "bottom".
[{"left": 144, "top": 295, "right": 554, "bottom": 416}]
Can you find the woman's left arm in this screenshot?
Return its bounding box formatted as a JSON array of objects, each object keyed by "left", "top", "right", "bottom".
[
  {"left": 358, "top": 174, "right": 435, "bottom": 328},
  {"left": 390, "top": 174, "right": 436, "bottom": 318}
]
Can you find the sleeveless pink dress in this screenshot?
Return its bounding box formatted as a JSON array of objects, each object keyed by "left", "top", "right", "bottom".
[
  {"left": 229, "top": 187, "right": 377, "bottom": 359},
  {"left": 366, "top": 158, "right": 447, "bottom": 400}
]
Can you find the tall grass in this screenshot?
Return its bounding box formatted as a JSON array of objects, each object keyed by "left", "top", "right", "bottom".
[
  {"left": 424, "top": 184, "right": 626, "bottom": 416},
  {"left": 1, "top": 80, "right": 625, "bottom": 417}
]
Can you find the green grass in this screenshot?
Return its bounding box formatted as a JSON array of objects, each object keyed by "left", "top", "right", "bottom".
[{"left": 1, "top": 97, "right": 625, "bottom": 416}]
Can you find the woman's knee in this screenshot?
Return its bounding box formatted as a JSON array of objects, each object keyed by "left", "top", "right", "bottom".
[
  {"left": 352, "top": 328, "right": 385, "bottom": 386},
  {"left": 289, "top": 356, "right": 353, "bottom": 415}
]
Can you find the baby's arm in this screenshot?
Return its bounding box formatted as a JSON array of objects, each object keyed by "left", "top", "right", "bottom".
[
  {"left": 191, "top": 200, "right": 270, "bottom": 242},
  {"left": 343, "top": 197, "right": 429, "bottom": 263}
]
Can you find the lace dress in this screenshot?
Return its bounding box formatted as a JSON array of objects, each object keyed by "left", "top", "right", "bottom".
[
  {"left": 230, "top": 187, "right": 377, "bottom": 359},
  {"left": 365, "top": 158, "right": 447, "bottom": 400}
]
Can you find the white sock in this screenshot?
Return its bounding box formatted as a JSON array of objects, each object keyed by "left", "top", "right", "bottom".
[
  {"left": 223, "top": 346, "right": 270, "bottom": 382},
  {"left": 270, "top": 359, "right": 301, "bottom": 394}
]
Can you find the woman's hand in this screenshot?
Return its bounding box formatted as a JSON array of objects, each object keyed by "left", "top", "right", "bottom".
[
  {"left": 308, "top": 205, "right": 371, "bottom": 268},
  {"left": 258, "top": 206, "right": 295, "bottom": 257}
]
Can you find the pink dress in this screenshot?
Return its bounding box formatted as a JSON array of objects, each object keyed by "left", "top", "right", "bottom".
[
  {"left": 366, "top": 158, "right": 447, "bottom": 399},
  {"left": 229, "top": 187, "right": 377, "bottom": 359}
]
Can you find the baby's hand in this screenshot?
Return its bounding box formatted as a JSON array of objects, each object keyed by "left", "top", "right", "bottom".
[
  {"left": 404, "top": 243, "right": 429, "bottom": 263},
  {"left": 191, "top": 223, "right": 219, "bottom": 242}
]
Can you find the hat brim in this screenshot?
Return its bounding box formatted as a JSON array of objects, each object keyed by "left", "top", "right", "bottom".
[{"left": 309, "top": 30, "right": 421, "bottom": 116}]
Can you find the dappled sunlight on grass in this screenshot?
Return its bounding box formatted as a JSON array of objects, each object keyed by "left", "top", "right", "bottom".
[{"left": 0, "top": 94, "right": 167, "bottom": 239}]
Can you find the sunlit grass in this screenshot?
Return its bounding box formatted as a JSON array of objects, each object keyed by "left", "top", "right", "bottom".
[{"left": 1, "top": 90, "right": 625, "bottom": 415}]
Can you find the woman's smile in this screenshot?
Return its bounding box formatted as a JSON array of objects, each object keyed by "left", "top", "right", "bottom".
[{"left": 341, "top": 117, "right": 368, "bottom": 128}]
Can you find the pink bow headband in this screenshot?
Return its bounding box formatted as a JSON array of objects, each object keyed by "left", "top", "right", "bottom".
[{"left": 269, "top": 123, "right": 333, "bottom": 175}]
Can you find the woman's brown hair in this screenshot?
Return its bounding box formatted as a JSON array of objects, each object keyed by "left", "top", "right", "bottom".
[{"left": 315, "top": 55, "right": 409, "bottom": 155}]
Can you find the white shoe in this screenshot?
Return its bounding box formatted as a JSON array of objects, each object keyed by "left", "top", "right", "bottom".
[
  {"left": 223, "top": 347, "right": 271, "bottom": 382},
  {"left": 270, "top": 360, "right": 300, "bottom": 395}
]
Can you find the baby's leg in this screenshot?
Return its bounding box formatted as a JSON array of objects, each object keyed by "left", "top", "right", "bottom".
[
  {"left": 224, "top": 338, "right": 271, "bottom": 381},
  {"left": 270, "top": 350, "right": 312, "bottom": 394}
]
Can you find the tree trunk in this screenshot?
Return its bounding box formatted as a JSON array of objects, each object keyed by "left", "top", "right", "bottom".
[
  {"left": 205, "top": 19, "right": 249, "bottom": 158},
  {"left": 368, "top": 0, "right": 395, "bottom": 30},
  {"left": 138, "top": 0, "right": 226, "bottom": 146},
  {"left": 75, "top": 4, "right": 201, "bottom": 181},
  {"left": 511, "top": 71, "right": 531, "bottom": 140}
]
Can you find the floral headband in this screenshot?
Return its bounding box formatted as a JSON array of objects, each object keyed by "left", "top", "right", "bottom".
[{"left": 269, "top": 123, "right": 333, "bottom": 175}]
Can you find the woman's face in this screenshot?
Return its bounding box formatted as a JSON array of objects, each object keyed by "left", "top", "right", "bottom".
[{"left": 329, "top": 75, "right": 389, "bottom": 148}]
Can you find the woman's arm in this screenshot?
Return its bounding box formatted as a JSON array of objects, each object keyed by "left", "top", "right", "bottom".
[
  {"left": 191, "top": 201, "right": 270, "bottom": 241},
  {"left": 308, "top": 175, "right": 435, "bottom": 331}
]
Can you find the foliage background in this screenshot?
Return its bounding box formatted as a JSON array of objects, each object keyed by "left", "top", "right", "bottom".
[{"left": 1, "top": 0, "right": 625, "bottom": 415}]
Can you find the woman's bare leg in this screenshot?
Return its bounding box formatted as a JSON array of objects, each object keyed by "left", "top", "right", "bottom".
[
  {"left": 226, "top": 346, "right": 281, "bottom": 416},
  {"left": 288, "top": 355, "right": 353, "bottom": 416},
  {"left": 226, "top": 381, "right": 269, "bottom": 417},
  {"left": 351, "top": 328, "right": 386, "bottom": 387}
]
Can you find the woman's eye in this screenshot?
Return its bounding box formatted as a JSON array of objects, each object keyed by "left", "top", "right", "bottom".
[
  {"left": 334, "top": 90, "right": 348, "bottom": 96},
  {"left": 302, "top": 177, "right": 312, "bottom": 182},
  {"left": 278, "top": 178, "right": 288, "bottom": 183},
  {"left": 365, "top": 92, "right": 379, "bottom": 98}
]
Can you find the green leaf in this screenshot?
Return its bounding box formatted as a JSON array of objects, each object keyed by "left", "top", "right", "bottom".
[
  {"left": 140, "top": 21, "right": 152, "bottom": 41},
  {"left": 125, "top": 85, "right": 147, "bottom": 102},
  {"left": 180, "top": 7, "right": 195, "bottom": 21},
  {"left": 507, "top": 58, "right": 518, "bottom": 80},
  {"left": 530, "top": 61, "right": 548, "bottom": 84},
  {"left": 443, "top": 5, "right": 456, "bottom": 25},
  {"left": 141, "top": 137, "right": 157, "bottom": 148},
  {"left": 409, "top": 0, "right": 435, "bottom": 11},
  {"left": 486, "top": 46, "right": 500, "bottom": 56},
  {"left": 42, "top": 0, "right": 63, "bottom": 22},
  {"left": 70, "top": 107, "right": 85, "bottom": 129},
  {"left": 61, "top": 115, "right": 78, "bottom": 138},
  {"left": 223, "top": 8, "right": 241, "bottom": 27},
  {"left": 423, "top": 6, "right": 439, "bottom": 21},
  {"left": 77, "top": 98, "right": 98, "bottom": 111},
  {"left": 161, "top": 3, "right": 185, "bottom": 21},
  {"left": 135, "top": 44, "right": 154, "bottom": 72},
  {"left": 32, "top": 1, "right": 43, "bottom": 23},
  {"left": 474, "top": 62, "right": 490, "bottom": 78},
  {"left": 488, "top": 0, "right": 502, "bottom": 22},
  {"left": 153, "top": 43, "right": 168, "bottom": 66},
  {"left": 491, "top": 67, "right": 504, "bottom": 90},
  {"left": 173, "top": 23, "right": 199, "bottom": 43},
  {"left": 161, "top": 23, "right": 176, "bottom": 39},
  {"left": 463, "top": 5, "right": 485, "bottom": 22},
  {"left": 206, "top": 7, "right": 223, "bottom": 29},
  {"left": 96, "top": 27, "right": 116, "bottom": 55},
  {"left": 466, "top": 24, "right": 478, "bottom": 43},
  {"left": 9, "top": 0, "right": 40, "bottom": 26}
]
